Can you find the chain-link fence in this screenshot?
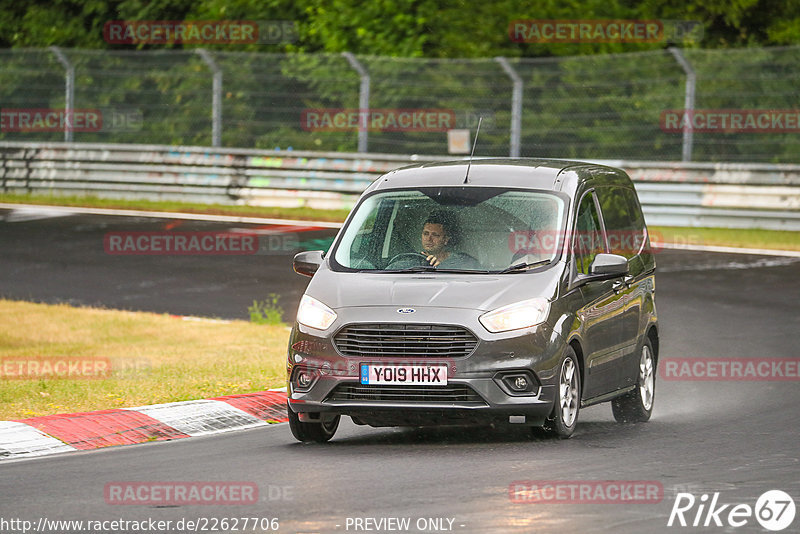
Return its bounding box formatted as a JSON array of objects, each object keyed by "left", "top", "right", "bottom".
[{"left": 1, "top": 46, "right": 798, "bottom": 162}]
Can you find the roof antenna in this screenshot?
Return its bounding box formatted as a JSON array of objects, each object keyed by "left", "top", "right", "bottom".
[{"left": 463, "top": 116, "right": 483, "bottom": 184}]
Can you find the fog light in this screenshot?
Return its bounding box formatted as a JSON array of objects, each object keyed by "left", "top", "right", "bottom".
[
  {"left": 495, "top": 371, "right": 539, "bottom": 396},
  {"left": 298, "top": 371, "right": 312, "bottom": 388},
  {"left": 292, "top": 367, "right": 318, "bottom": 392}
]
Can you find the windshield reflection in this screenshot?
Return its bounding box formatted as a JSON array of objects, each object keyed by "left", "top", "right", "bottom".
[{"left": 332, "top": 187, "right": 567, "bottom": 273}]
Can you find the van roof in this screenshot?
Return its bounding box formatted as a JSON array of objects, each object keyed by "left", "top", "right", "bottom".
[{"left": 370, "top": 158, "right": 632, "bottom": 194}]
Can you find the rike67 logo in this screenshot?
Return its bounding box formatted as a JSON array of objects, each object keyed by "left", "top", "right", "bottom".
[{"left": 668, "top": 490, "right": 795, "bottom": 531}]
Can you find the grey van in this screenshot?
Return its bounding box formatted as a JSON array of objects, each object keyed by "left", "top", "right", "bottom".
[{"left": 287, "top": 159, "right": 658, "bottom": 441}]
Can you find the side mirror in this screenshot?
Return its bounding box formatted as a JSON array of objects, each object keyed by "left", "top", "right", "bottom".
[
  {"left": 589, "top": 253, "right": 629, "bottom": 278},
  {"left": 293, "top": 250, "right": 324, "bottom": 277}
]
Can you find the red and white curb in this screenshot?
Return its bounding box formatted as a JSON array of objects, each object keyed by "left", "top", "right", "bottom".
[{"left": 0, "top": 389, "right": 288, "bottom": 461}]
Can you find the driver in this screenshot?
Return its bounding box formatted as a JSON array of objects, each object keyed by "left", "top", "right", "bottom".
[{"left": 420, "top": 211, "right": 478, "bottom": 268}]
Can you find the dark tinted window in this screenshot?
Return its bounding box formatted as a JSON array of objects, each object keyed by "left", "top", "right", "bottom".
[
  {"left": 596, "top": 185, "right": 646, "bottom": 260},
  {"left": 574, "top": 192, "right": 605, "bottom": 275}
]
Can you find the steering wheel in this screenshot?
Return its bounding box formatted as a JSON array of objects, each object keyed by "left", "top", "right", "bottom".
[{"left": 385, "top": 252, "right": 431, "bottom": 269}]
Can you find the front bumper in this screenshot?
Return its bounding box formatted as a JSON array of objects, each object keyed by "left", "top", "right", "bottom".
[
  {"left": 286, "top": 306, "right": 565, "bottom": 427},
  {"left": 289, "top": 376, "right": 556, "bottom": 427}
]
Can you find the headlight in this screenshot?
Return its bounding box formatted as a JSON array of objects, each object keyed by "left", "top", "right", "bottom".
[
  {"left": 479, "top": 297, "right": 550, "bottom": 333},
  {"left": 296, "top": 295, "right": 337, "bottom": 330}
]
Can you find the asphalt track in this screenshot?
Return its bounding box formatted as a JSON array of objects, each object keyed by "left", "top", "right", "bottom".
[
  {"left": 0, "top": 207, "right": 332, "bottom": 319},
  {"left": 1, "top": 207, "right": 799, "bottom": 534}
]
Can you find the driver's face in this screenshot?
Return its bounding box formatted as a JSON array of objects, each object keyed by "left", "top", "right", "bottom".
[{"left": 422, "top": 223, "right": 449, "bottom": 254}]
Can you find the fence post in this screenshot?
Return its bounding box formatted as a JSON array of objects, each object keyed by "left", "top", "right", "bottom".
[
  {"left": 49, "top": 46, "right": 74, "bottom": 143},
  {"left": 668, "top": 47, "right": 696, "bottom": 162},
  {"left": 342, "top": 52, "right": 370, "bottom": 153},
  {"left": 196, "top": 49, "right": 223, "bottom": 147},
  {"left": 494, "top": 57, "right": 523, "bottom": 158}
]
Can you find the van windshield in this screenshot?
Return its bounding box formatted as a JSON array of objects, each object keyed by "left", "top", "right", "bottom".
[{"left": 332, "top": 187, "right": 567, "bottom": 273}]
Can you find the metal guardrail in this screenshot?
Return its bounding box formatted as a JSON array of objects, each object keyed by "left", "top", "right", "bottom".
[{"left": 2, "top": 142, "right": 799, "bottom": 230}]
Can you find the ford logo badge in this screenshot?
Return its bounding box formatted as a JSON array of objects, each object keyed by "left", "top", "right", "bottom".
[{"left": 397, "top": 308, "right": 416, "bottom": 314}]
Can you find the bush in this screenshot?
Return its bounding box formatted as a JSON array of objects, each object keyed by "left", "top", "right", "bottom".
[{"left": 248, "top": 294, "right": 284, "bottom": 325}]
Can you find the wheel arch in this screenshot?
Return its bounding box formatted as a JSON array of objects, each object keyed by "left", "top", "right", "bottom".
[
  {"left": 568, "top": 337, "right": 586, "bottom": 397},
  {"left": 646, "top": 323, "right": 659, "bottom": 362}
]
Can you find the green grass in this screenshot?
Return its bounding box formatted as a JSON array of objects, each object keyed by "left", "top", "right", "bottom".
[
  {"left": 650, "top": 226, "right": 800, "bottom": 252},
  {"left": 248, "top": 294, "right": 285, "bottom": 325},
  {"left": 0, "top": 192, "right": 351, "bottom": 223},
  {"left": 0, "top": 299, "right": 290, "bottom": 420}
]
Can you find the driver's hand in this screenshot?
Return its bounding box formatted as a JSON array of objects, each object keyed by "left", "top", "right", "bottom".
[{"left": 422, "top": 251, "right": 441, "bottom": 267}]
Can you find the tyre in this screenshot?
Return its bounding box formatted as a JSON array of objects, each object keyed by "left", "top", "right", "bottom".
[
  {"left": 287, "top": 404, "right": 340, "bottom": 442},
  {"left": 612, "top": 337, "right": 656, "bottom": 423},
  {"left": 540, "top": 345, "right": 581, "bottom": 439}
]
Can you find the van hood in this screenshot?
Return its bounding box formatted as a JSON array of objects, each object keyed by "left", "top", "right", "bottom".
[{"left": 305, "top": 263, "right": 562, "bottom": 312}]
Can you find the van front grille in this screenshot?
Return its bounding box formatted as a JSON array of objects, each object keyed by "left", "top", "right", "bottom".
[
  {"left": 326, "top": 384, "right": 486, "bottom": 405},
  {"left": 333, "top": 323, "right": 477, "bottom": 358}
]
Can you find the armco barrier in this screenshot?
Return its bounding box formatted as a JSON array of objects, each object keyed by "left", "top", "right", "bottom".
[{"left": 1, "top": 141, "right": 799, "bottom": 230}]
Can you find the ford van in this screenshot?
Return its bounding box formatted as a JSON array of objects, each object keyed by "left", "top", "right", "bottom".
[{"left": 287, "top": 158, "right": 658, "bottom": 441}]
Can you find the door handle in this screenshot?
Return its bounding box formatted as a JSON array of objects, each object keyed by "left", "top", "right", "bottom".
[{"left": 613, "top": 276, "right": 634, "bottom": 294}]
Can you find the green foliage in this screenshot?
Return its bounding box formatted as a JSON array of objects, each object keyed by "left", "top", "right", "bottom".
[
  {"left": 296, "top": 237, "right": 336, "bottom": 252},
  {"left": 2, "top": 45, "right": 799, "bottom": 161},
  {"left": 1, "top": 0, "right": 799, "bottom": 161},
  {"left": 248, "top": 294, "right": 285, "bottom": 325},
  {"left": 1, "top": 0, "right": 798, "bottom": 54}
]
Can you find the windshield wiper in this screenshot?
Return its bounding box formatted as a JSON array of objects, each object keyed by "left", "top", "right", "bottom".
[
  {"left": 386, "top": 265, "right": 439, "bottom": 273},
  {"left": 385, "top": 266, "right": 490, "bottom": 274},
  {"left": 497, "top": 259, "right": 551, "bottom": 273},
  {"left": 431, "top": 268, "right": 491, "bottom": 273}
]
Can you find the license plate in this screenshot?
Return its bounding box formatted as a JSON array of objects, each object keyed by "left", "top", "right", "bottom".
[{"left": 360, "top": 364, "right": 448, "bottom": 385}]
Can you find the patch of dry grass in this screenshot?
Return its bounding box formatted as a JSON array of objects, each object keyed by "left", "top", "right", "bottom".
[{"left": 0, "top": 299, "right": 289, "bottom": 420}]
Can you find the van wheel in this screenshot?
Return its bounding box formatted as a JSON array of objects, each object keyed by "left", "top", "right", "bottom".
[
  {"left": 287, "top": 404, "right": 340, "bottom": 442},
  {"left": 612, "top": 338, "right": 655, "bottom": 423},
  {"left": 540, "top": 346, "right": 581, "bottom": 439}
]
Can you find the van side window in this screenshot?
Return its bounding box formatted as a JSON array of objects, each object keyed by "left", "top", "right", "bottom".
[
  {"left": 574, "top": 192, "right": 605, "bottom": 275},
  {"left": 597, "top": 186, "right": 646, "bottom": 260}
]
